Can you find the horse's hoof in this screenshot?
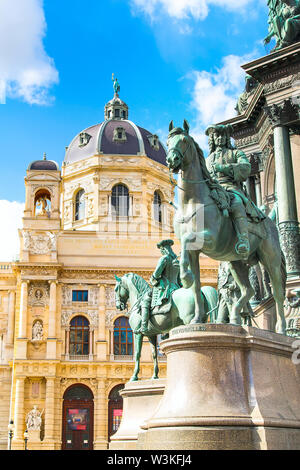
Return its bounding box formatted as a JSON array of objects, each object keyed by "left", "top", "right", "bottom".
[
  {"left": 181, "top": 271, "right": 194, "bottom": 289},
  {"left": 275, "top": 322, "right": 286, "bottom": 335},
  {"left": 130, "top": 376, "right": 138, "bottom": 382},
  {"left": 151, "top": 376, "right": 159, "bottom": 380}
]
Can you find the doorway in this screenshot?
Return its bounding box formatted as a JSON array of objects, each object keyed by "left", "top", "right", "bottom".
[{"left": 62, "top": 384, "right": 94, "bottom": 450}]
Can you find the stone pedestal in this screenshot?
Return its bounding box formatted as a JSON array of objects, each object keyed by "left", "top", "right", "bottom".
[
  {"left": 138, "top": 324, "right": 300, "bottom": 450},
  {"left": 27, "top": 429, "right": 41, "bottom": 450},
  {"left": 109, "top": 379, "right": 166, "bottom": 450}
]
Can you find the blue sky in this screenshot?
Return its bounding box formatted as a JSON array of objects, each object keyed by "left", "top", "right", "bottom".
[{"left": 0, "top": 0, "right": 271, "bottom": 259}]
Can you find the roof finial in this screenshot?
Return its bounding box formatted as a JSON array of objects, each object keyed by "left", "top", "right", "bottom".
[
  {"left": 43, "top": 152, "right": 47, "bottom": 160},
  {"left": 112, "top": 73, "right": 120, "bottom": 97}
]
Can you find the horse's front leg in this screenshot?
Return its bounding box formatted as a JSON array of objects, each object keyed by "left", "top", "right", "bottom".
[
  {"left": 130, "top": 333, "right": 143, "bottom": 381},
  {"left": 189, "top": 250, "right": 206, "bottom": 323},
  {"left": 229, "top": 261, "right": 254, "bottom": 325},
  {"left": 180, "top": 232, "right": 195, "bottom": 289},
  {"left": 148, "top": 335, "right": 159, "bottom": 380}
]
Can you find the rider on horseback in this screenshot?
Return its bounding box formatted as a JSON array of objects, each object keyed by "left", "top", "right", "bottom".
[
  {"left": 205, "top": 124, "right": 265, "bottom": 257},
  {"left": 136, "top": 239, "right": 181, "bottom": 335}
]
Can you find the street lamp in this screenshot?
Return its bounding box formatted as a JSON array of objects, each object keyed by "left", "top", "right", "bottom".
[
  {"left": 24, "top": 429, "right": 29, "bottom": 450},
  {"left": 7, "top": 420, "right": 14, "bottom": 450}
]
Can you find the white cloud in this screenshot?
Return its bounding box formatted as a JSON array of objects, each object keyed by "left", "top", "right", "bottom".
[
  {"left": 0, "top": 0, "right": 58, "bottom": 105},
  {"left": 187, "top": 52, "right": 257, "bottom": 150},
  {"left": 0, "top": 201, "right": 24, "bottom": 261},
  {"left": 130, "top": 0, "right": 255, "bottom": 21}
]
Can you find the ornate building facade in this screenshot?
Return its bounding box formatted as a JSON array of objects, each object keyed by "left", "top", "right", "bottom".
[
  {"left": 221, "top": 42, "right": 300, "bottom": 334},
  {"left": 0, "top": 90, "right": 218, "bottom": 450}
]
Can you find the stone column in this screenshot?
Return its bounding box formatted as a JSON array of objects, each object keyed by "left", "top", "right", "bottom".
[
  {"left": 47, "top": 281, "right": 57, "bottom": 359},
  {"left": 265, "top": 99, "right": 300, "bottom": 278},
  {"left": 13, "top": 377, "right": 25, "bottom": 442},
  {"left": 96, "top": 284, "right": 107, "bottom": 360},
  {"left": 44, "top": 377, "right": 56, "bottom": 447},
  {"left": 254, "top": 174, "right": 262, "bottom": 208},
  {"left": 18, "top": 281, "right": 28, "bottom": 338},
  {"left": 7, "top": 290, "right": 16, "bottom": 345}
]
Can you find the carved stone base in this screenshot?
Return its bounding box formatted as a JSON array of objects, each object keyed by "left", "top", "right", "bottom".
[
  {"left": 279, "top": 221, "right": 300, "bottom": 278},
  {"left": 109, "top": 379, "right": 166, "bottom": 450},
  {"left": 138, "top": 324, "right": 300, "bottom": 450}
]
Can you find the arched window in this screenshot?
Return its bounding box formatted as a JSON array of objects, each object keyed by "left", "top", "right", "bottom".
[
  {"left": 111, "top": 184, "right": 129, "bottom": 217},
  {"left": 108, "top": 384, "right": 125, "bottom": 439},
  {"left": 153, "top": 191, "right": 162, "bottom": 224},
  {"left": 75, "top": 189, "right": 85, "bottom": 221},
  {"left": 70, "top": 316, "right": 89, "bottom": 356},
  {"left": 113, "top": 317, "right": 133, "bottom": 356}
]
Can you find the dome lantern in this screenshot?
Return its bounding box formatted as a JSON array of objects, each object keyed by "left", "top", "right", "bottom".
[{"left": 104, "top": 75, "right": 129, "bottom": 121}]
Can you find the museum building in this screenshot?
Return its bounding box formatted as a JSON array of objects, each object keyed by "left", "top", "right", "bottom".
[{"left": 0, "top": 90, "right": 218, "bottom": 450}]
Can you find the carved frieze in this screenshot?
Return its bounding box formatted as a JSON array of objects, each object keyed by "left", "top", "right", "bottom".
[
  {"left": 264, "top": 71, "right": 300, "bottom": 94},
  {"left": 61, "top": 308, "right": 99, "bottom": 330}
]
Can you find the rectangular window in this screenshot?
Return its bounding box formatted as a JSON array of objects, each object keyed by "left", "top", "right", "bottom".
[
  {"left": 72, "top": 290, "right": 88, "bottom": 302},
  {"left": 115, "top": 109, "right": 120, "bottom": 117}
]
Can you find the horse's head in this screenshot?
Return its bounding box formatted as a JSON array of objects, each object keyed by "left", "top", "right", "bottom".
[
  {"left": 114, "top": 275, "right": 129, "bottom": 311},
  {"left": 166, "top": 119, "right": 194, "bottom": 174}
]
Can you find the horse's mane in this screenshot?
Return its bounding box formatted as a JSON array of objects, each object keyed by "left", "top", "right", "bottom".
[{"left": 124, "top": 272, "right": 151, "bottom": 296}]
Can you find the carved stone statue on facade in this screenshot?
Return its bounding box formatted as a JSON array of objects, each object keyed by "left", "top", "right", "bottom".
[
  {"left": 235, "top": 75, "right": 259, "bottom": 115},
  {"left": 32, "top": 321, "right": 43, "bottom": 341},
  {"left": 35, "top": 196, "right": 49, "bottom": 216},
  {"left": 264, "top": 0, "right": 300, "bottom": 51},
  {"left": 26, "top": 406, "right": 43, "bottom": 431}
]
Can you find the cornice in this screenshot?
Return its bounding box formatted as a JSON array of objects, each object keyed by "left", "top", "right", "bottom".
[{"left": 242, "top": 42, "right": 300, "bottom": 83}]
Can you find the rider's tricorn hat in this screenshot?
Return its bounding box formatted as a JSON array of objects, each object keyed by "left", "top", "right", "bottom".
[
  {"left": 205, "top": 124, "right": 233, "bottom": 137},
  {"left": 157, "top": 239, "right": 174, "bottom": 249}
]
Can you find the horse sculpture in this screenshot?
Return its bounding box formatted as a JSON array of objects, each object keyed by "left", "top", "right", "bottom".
[
  {"left": 166, "top": 121, "right": 287, "bottom": 334},
  {"left": 114, "top": 272, "right": 218, "bottom": 381}
]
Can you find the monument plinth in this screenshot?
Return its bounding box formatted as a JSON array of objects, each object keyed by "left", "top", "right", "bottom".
[
  {"left": 109, "top": 378, "right": 166, "bottom": 450},
  {"left": 138, "top": 324, "right": 300, "bottom": 450}
]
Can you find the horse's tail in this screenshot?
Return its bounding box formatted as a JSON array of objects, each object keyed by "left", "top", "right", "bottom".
[{"left": 201, "top": 286, "right": 219, "bottom": 322}]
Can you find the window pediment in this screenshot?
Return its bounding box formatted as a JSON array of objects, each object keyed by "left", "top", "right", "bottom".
[
  {"left": 79, "top": 132, "right": 92, "bottom": 147},
  {"left": 147, "top": 134, "right": 159, "bottom": 151},
  {"left": 113, "top": 127, "right": 127, "bottom": 143}
]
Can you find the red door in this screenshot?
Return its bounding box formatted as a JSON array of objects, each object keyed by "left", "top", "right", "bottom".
[{"left": 62, "top": 400, "right": 93, "bottom": 450}]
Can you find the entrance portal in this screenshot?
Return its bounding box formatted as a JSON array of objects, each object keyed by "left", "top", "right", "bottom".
[{"left": 62, "top": 384, "right": 94, "bottom": 450}]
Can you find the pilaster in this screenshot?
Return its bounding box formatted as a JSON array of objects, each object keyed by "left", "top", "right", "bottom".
[
  {"left": 46, "top": 280, "right": 57, "bottom": 359},
  {"left": 96, "top": 284, "right": 107, "bottom": 360}
]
